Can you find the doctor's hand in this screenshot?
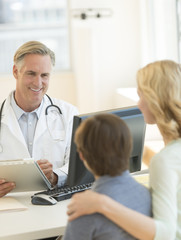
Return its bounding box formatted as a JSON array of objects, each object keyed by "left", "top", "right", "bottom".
[
  {"left": 0, "top": 178, "right": 16, "bottom": 197},
  {"left": 37, "top": 159, "right": 58, "bottom": 186}
]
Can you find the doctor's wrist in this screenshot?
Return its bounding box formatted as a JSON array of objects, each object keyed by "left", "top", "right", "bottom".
[{"left": 50, "top": 172, "right": 58, "bottom": 186}]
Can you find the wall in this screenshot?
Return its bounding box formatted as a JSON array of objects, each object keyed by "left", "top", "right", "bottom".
[
  {"left": 0, "top": 0, "right": 179, "bottom": 113},
  {"left": 0, "top": 75, "right": 16, "bottom": 103},
  {"left": 70, "top": 0, "right": 179, "bottom": 113},
  {"left": 140, "top": 0, "right": 178, "bottom": 65},
  {"left": 70, "top": 0, "right": 142, "bottom": 113}
]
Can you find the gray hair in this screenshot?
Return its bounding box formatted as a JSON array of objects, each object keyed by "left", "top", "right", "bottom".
[{"left": 14, "top": 41, "right": 55, "bottom": 67}]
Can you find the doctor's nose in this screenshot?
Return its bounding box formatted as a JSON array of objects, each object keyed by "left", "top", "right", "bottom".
[{"left": 33, "top": 75, "right": 43, "bottom": 88}]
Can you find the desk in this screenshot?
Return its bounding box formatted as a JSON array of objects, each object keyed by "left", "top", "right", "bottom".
[{"left": 0, "top": 191, "right": 69, "bottom": 240}]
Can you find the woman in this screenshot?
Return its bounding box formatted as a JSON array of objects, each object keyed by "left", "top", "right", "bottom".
[{"left": 67, "top": 60, "right": 181, "bottom": 240}]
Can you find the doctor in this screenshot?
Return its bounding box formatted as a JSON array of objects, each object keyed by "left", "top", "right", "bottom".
[{"left": 0, "top": 41, "right": 78, "bottom": 197}]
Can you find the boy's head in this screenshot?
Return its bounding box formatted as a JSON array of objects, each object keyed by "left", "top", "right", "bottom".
[{"left": 74, "top": 114, "right": 132, "bottom": 177}]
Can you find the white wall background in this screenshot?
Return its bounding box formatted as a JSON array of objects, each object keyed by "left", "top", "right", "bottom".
[
  {"left": 0, "top": 0, "right": 179, "bottom": 114},
  {"left": 70, "top": 0, "right": 178, "bottom": 113},
  {"left": 70, "top": 0, "right": 142, "bottom": 113}
]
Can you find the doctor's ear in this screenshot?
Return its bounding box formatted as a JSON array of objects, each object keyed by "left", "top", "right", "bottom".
[{"left": 13, "top": 65, "right": 18, "bottom": 79}]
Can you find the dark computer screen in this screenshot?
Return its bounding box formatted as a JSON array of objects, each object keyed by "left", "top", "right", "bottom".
[{"left": 66, "top": 106, "right": 146, "bottom": 187}]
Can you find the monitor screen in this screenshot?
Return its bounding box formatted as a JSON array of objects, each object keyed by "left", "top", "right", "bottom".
[{"left": 66, "top": 106, "right": 146, "bottom": 187}]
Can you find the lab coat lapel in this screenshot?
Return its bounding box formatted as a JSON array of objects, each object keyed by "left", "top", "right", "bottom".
[
  {"left": 2, "top": 98, "right": 27, "bottom": 147},
  {"left": 33, "top": 96, "right": 62, "bottom": 143},
  {"left": 33, "top": 97, "right": 48, "bottom": 143}
]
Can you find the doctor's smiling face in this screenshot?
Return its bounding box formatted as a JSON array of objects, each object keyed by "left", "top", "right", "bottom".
[{"left": 13, "top": 53, "right": 52, "bottom": 112}]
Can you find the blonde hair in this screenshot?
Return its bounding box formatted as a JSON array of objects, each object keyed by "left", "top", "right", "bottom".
[
  {"left": 13, "top": 41, "right": 55, "bottom": 68},
  {"left": 137, "top": 60, "right": 181, "bottom": 140}
]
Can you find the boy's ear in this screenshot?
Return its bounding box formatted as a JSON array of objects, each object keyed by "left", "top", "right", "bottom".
[
  {"left": 79, "top": 151, "right": 93, "bottom": 174},
  {"left": 79, "top": 151, "right": 85, "bottom": 162}
]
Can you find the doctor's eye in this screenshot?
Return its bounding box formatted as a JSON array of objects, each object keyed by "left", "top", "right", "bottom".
[
  {"left": 26, "top": 71, "right": 36, "bottom": 76},
  {"left": 41, "top": 73, "right": 50, "bottom": 79}
]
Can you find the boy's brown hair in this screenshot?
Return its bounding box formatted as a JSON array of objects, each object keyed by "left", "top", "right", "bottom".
[{"left": 74, "top": 114, "right": 132, "bottom": 177}]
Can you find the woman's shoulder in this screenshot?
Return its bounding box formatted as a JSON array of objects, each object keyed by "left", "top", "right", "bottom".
[{"left": 150, "top": 139, "right": 181, "bottom": 172}]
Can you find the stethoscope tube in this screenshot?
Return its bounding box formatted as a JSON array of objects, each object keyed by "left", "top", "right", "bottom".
[
  {"left": 0, "top": 99, "right": 6, "bottom": 132},
  {"left": 0, "top": 100, "right": 5, "bottom": 152},
  {"left": 0, "top": 94, "right": 62, "bottom": 124},
  {"left": 0, "top": 94, "right": 64, "bottom": 153},
  {"left": 45, "top": 94, "right": 65, "bottom": 141},
  {"left": 45, "top": 94, "right": 62, "bottom": 115}
]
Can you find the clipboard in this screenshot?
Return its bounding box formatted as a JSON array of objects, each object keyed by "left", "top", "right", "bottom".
[{"left": 0, "top": 158, "right": 53, "bottom": 192}]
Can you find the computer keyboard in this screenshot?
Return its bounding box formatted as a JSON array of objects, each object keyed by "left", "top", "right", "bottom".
[{"left": 34, "top": 182, "right": 93, "bottom": 201}]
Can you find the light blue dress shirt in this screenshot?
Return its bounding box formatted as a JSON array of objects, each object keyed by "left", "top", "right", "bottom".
[{"left": 10, "top": 92, "right": 43, "bottom": 157}]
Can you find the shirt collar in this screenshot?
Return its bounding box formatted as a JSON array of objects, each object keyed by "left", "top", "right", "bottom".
[
  {"left": 92, "top": 170, "right": 130, "bottom": 191},
  {"left": 10, "top": 91, "right": 43, "bottom": 120}
]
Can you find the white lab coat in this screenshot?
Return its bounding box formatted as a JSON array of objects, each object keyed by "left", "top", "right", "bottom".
[{"left": 0, "top": 92, "right": 79, "bottom": 186}]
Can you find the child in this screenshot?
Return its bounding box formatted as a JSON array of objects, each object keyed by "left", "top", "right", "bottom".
[{"left": 63, "top": 114, "right": 151, "bottom": 240}]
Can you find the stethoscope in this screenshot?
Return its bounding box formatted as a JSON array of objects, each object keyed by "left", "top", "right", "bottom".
[
  {"left": 45, "top": 94, "right": 65, "bottom": 141},
  {"left": 0, "top": 94, "right": 65, "bottom": 153}
]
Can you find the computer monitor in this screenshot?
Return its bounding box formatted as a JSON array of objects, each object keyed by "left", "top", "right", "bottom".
[{"left": 66, "top": 106, "right": 146, "bottom": 187}]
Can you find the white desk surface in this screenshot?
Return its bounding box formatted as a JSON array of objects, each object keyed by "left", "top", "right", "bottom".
[{"left": 0, "top": 191, "right": 70, "bottom": 240}]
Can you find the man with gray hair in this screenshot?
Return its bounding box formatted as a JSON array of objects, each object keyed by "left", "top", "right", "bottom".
[{"left": 0, "top": 41, "right": 78, "bottom": 197}]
